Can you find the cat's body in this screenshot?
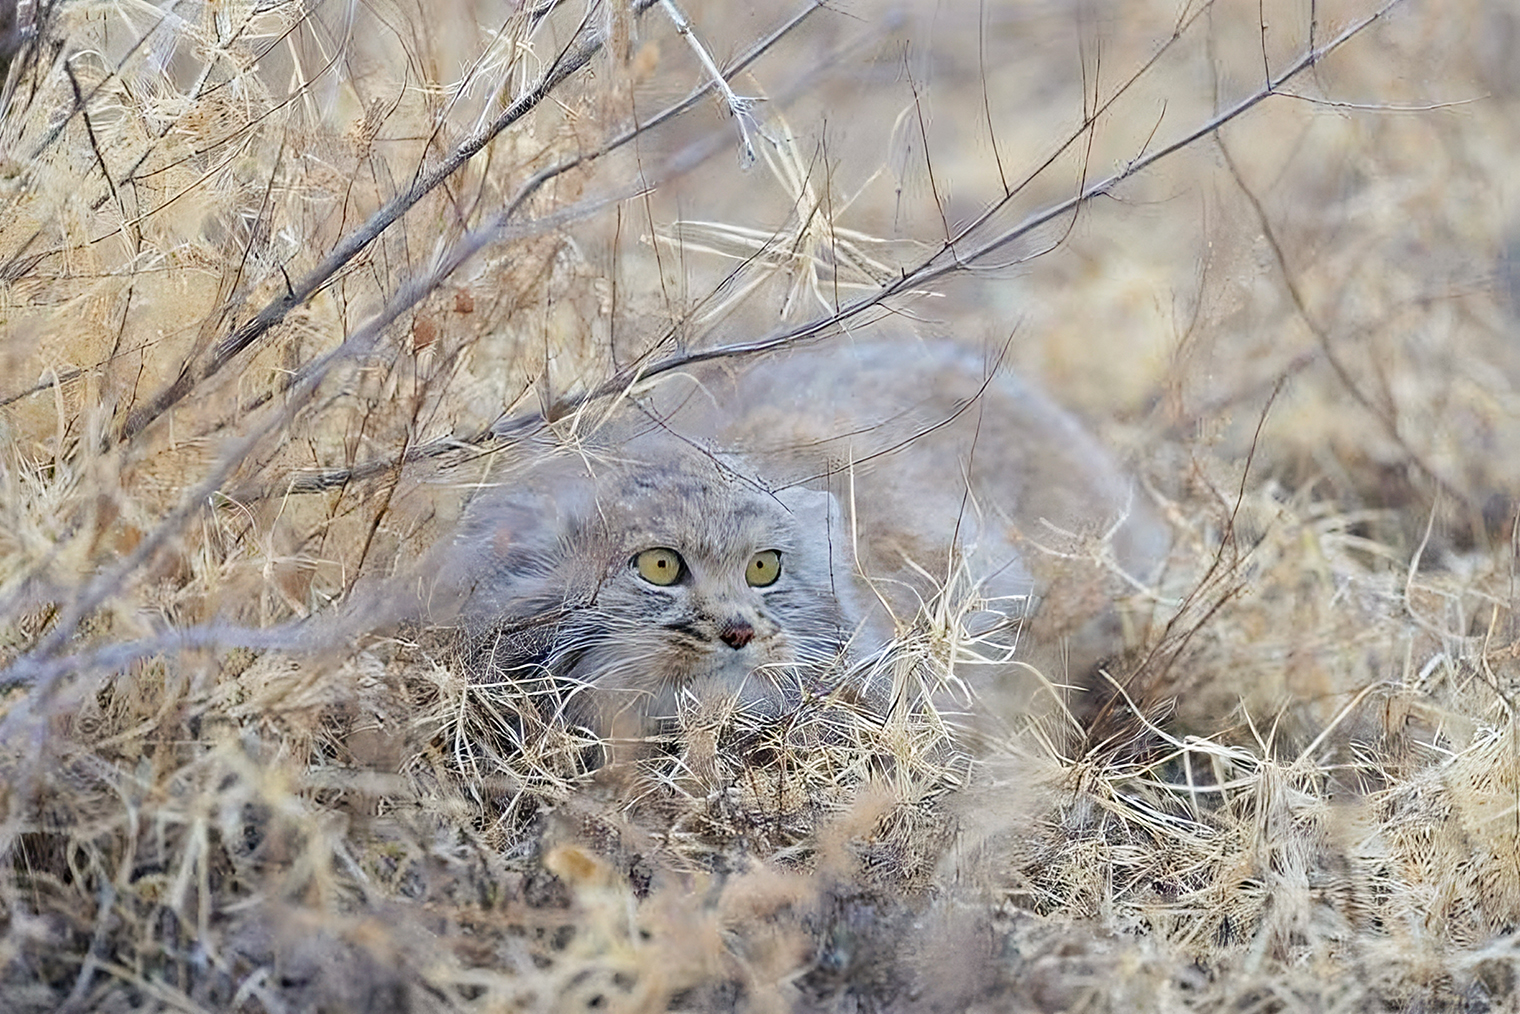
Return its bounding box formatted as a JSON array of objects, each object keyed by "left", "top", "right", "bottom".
[{"left": 446, "top": 333, "right": 1166, "bottom": 734}]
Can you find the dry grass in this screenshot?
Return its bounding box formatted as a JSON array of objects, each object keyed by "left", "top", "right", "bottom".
[{"left": 2, "top": 0, "right": 1519, "bottom": 1010}]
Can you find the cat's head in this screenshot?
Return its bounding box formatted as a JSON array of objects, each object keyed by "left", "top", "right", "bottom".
[{"left": 457, "top": 444, "right": 864, "bottom": 731}]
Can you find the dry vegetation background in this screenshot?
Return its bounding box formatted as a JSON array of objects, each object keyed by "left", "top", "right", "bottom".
[{"left": 0, "top": 0, "right": 1518, "bottom": 1010}]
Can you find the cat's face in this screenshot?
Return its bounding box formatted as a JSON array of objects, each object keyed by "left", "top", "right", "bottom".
[{"left": 460, "top": 449, "right": 862, "bottom": 731}]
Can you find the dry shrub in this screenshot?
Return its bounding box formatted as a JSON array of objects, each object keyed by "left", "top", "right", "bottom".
[{"left": 2, "top": 0, "right": 1519, "bottom": 1012}]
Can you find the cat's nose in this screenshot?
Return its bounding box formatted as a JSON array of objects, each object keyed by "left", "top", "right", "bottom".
[{"left": 718, "top": 618, "right": 755, "bottom": 649}]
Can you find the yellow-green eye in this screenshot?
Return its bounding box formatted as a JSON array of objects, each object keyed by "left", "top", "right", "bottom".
[
  {"left": 745, "top": 550, "right": 782, "bottom": 587},
  {"left": 634, "top": 547, "right": 684, "bottom": 586}
]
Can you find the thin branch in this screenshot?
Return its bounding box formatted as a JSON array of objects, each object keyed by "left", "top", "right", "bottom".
[
  {"left": 1216, "top": 132, "right": 1473, "bottom": 511},
  {"left": 211, "top": 0, "right": 1408, "bottom": 503},
  {"left": 977, "top": 0, "right": 1009, "bottom": 195},
  {"left": 218, "top": 1, "right": 827, "bottom": 425},
  {"left": 903, "top": 45, "right": 951, "bottom": 247},
  {"left": 115, "top": 0, "right": 663, "bottom": 442},
  {"left": 0, "top": 620, "right": 314, "bottom": 695},
  {"left": 0, "top": 182, "right": 628, "bottom": 704},
  {"left": 23, "top": 0, "right": 193, "bottom": 162},
  {"left": 1275, "top": 91, "right": 1484, "bottom": 112},
  {"left": 558, "top": 0, "right": 1412, "bottom": 418},
  {"left": 112, "top": 0, "right": 826, "bottom": 444},
  {"left": 659, "top": 0, "right": 765, "bottom": 167}
]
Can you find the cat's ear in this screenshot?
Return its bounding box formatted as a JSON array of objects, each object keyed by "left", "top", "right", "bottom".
[
  {"left": 435, "top": 457, "right": 601, "bottom": 620},
  {"left": 768, "top": 483, "right": 883, "bottom": 655},
  {"left": 771, "top": 484, "right": 856, "bottom": 571}
]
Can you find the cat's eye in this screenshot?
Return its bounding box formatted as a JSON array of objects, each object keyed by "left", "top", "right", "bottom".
[
  {"left": 745, "top": 550, "right": 782, "bottom": 587},
  {"left": 634, "top": 547, "right": 684, "bottom": 586}
]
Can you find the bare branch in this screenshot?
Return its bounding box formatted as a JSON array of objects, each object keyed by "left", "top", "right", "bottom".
[
  {"left": 212, "top": 0, "right": 1409, "bottom": 504},
  {"left": 115, "top": 0, "right": 664, "bottom": 442},
  {"left": 1216, "top": 134, "right": 1474, "bottom": 511},
  {"left": 0, "top": 179, "right": 629, "bottom": 699},
  {"left": 114, "top": 0, "right": 828, "bottom": 444}
]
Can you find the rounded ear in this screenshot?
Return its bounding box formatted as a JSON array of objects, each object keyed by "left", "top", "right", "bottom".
[
  {"left": 772, "top": 481, "right": 847, "bottom": 540},
  {"left": 431, "top": 457, "right": 602, "bottom": 622},
  {"left": 771, "top": 482, "right": 861, "bottom": 587}
]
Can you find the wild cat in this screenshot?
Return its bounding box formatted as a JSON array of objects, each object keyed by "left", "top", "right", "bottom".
[{"left": 447, "top": 333, "right": 1166, "bottom": 735}]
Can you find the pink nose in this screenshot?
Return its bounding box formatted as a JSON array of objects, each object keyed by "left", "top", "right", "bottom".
[{"left": 719, "top": 619, "right": 755, "bottom": 649}]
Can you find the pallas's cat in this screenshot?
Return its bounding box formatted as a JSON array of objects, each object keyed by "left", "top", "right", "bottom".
[{"left": 446, "top": 334, "right": 1166, "bottom": 733}]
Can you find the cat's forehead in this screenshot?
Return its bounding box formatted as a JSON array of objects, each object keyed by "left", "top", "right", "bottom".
[{"left": 600, "top": 466, "right": 795, "bottom": 549}]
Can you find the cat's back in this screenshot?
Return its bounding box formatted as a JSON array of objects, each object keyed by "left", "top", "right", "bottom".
[{"left": 645, "top": 335, "right": 1166, "bottom": 599}]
